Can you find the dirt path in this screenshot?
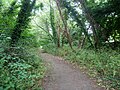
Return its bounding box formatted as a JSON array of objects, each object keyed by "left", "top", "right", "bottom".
[{"left": 41, "top": 53, "right": 105, "bottom": 90}]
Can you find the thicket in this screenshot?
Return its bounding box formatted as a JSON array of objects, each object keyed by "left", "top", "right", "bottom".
[
  {"left": 0, "top": 0, "right": 46, "bottom": 89},
  {"left": 0, "top": 34, "right": 46, "bottom": 90}
]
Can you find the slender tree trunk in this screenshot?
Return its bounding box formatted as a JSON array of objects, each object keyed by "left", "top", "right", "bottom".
[
  {"left": 55, "top": 0, "right": 73, "bottom": 50},
  {"left": 78, "top": 36, "right": 86, "bottom": 49},
  {"left": 78, "top": 0, "right": 101, "bottom": 48},
  {"left": 57, "top": 21, "right": 61, "bottom": 48},
  {"left": 61, "top": 0, "right": 94, "bottom": 48}
]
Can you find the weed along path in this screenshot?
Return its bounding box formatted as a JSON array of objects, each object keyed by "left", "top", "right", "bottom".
[{"left": 41, "top": 53, "right": 105, "bottom": 90}]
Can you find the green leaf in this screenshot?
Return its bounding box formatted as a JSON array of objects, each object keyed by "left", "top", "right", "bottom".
[
  {"left": 0, "top": 87, "right": 3, "bottom": 90},
  {"left": 0, "top": 48, "right": 4, "bottom": 52}
]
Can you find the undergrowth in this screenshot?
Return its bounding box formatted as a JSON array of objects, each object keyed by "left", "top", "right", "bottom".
[
  {"left": 43, "top": 44, "right": 120, "bottom": 90},
  {"left": 0, "top": 34, "right": 46, "bottom": 90}
]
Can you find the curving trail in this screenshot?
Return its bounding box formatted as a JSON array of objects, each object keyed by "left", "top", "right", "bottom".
[{"left": 41, "top": 53, "right": 105, "bottom": 90}]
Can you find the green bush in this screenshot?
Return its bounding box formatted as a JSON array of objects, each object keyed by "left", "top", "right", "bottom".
[{"left": 0, "top": 34, "right": 46, "bottom": 90}]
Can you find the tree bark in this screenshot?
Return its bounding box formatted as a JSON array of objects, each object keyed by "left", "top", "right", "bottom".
[
  {"left": 10, "top": 0, "right": 36, "bottom": 46},
  {"left": 55, "top": 0, "right": 73, "bottom": 50},
  {"left": 78, "top": 0, "right": 101, "bottom": 48}
]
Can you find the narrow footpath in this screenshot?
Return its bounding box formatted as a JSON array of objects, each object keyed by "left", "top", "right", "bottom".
[{"left": 41, "top": 53, "right": 105, "bottom": 90}]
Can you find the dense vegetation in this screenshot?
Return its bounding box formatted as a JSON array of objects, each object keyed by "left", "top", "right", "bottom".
[
  {"left": 0, "top": 0, "right": 120, "bottom": 90},
  {"left": 0, "top": 0, "right": 46, "bottom": 89},
  {"left": 41, "top": 0, "right": 120, "bottom": 90}
]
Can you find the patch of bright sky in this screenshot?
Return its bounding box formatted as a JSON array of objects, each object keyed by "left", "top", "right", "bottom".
[
  {"left": 87, "top": 0, "right": 108, "bottom": 4},
  {"left": 36, "top": 0, "right": 51, "bottom": 15},
  {"left": 95, "top": 0, "right": 108, "bottom": 3},
  {"left": 31, "top": 0, "right": 51, "bottom": 29}
]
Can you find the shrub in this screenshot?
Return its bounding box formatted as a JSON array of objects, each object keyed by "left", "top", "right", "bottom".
[{"left": 0, "top": 34, "right": 46, "bottom": 90}]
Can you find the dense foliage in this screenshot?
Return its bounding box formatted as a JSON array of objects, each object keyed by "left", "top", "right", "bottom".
[
  {"left": 0, "top": 0, "right": 120, "bottom": 90},
  {"left": 0, "top": 0, "right": 46, "bottom": 89}
]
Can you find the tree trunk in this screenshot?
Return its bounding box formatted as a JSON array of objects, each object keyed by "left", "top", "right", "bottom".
[
  {"left": 78, "top": 36, "right": 86, "bottom": 49},
  {"left": 10, "top": 0, "right": 36, "bottom": 46},
  {"left": 50, "top": 4, "right": 58, "bottom": 47},
  {"left": 61, "top": 0, "right": 94, "bottom": 48},
  {"left": 78, "top": 0, "right": 101, "bottom": 48},
  {"left": 55, "top": 0, "right": 73, "bottom": 50}
]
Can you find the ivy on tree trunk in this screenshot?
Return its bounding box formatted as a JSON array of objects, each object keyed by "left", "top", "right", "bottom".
[{"left": 10, "top": 0, "right": 36, "bottom": 46}]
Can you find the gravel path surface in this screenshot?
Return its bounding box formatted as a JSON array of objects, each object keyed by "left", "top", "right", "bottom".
[{"left": 41, "top": 53, "right": 105, "bottom": 90}]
